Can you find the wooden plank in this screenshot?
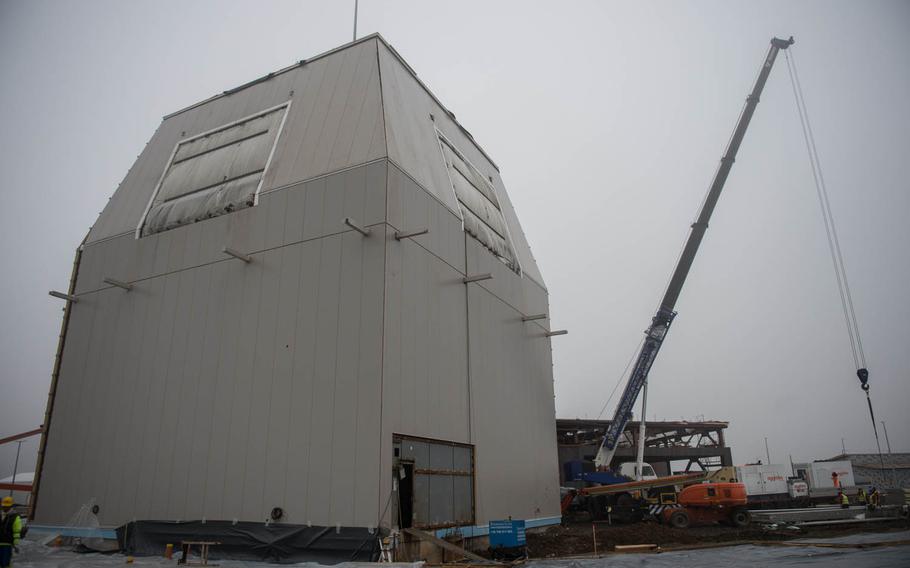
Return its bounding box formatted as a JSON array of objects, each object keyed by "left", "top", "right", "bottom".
[
  {"left": 401, "top": 528, "right": 493, "bottom": 564},
  {"left": 614, "top": 544, "right": 658, "bottom": 552},
  {"left": 0, "top": 428, "right": 42, "bottom": 446}
]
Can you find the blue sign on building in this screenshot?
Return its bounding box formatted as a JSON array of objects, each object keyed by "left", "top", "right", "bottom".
[{"left": 488, "top": 519, "right": 526, "bottom": 548}]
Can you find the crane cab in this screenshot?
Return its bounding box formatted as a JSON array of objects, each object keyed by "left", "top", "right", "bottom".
[{"left": 618, "top": 462, "right": 658, "bottom": 481}]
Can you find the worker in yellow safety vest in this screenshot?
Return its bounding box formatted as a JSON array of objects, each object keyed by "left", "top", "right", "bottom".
[
  {"left": 838, "top": 490, "right": 849, "bottom": 509},
  {"left": 868, "top": 487, "right": 881, "bottom": 511},
  {"left": 0, "top": 496, "right": 22, "bottom": 568},
  {"left": 857, "top": 487, "right": 867, "bottom": 506}
]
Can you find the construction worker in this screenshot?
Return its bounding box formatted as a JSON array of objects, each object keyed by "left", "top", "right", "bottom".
[
  {"left": 869, "top": 487, "right": 880, "bottom": 511},
  {"left": 857, "top": 487, "right": 867, "bottom": 506},
  {"left": 0, "top": 496, "right": 21, "bottom": 568},
  {"left": 838, "top": 490, "right": 849, "bottom": 509}
]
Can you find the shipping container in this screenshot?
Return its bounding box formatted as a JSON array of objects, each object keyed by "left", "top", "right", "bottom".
[{"left": 793, "top": 460, "right": 856, "bottom": 490}]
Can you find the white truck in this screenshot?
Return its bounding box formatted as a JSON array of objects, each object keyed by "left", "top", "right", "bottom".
[
  {"left": 792, "top": 460, "right": 858, "bottom": 503},
  {"left": 710, "top": 464, "right": 808, "bottom": 508},
  {"left": 711, "top": 461, "right": 857, "bottom": 508}
]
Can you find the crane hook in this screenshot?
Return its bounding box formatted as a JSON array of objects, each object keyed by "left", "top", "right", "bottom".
[{"left": 856, "top": 368, "right": 869, "bottom": 391}]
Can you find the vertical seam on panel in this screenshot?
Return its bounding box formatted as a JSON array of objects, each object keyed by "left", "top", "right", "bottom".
[
  {"left": 203, "top": 262, "right": 230, "bottom": 519},
  {"left": 377, "top": 160, "right": 389, "bottom": 526},
  {"left": 303, "top": 241, "right": 325, "bottom": 522},
  {"left": 282, "top": 240, "right": 303, "bottom": 510},
  {"left": 281, "top": 240, "right": 305, "bottom": 514},
  {"left": 173, "top": 265, "right": 208, "bottom": 520},
  {"left": 343, "top": 45, "right": 377, "bottom": 164},
  {"left": 62, "top": 287, "right": 101, "bottom": 517},
  {"left": 326, "top": 43, "right": 365, "bottom": 167},
  {"left": 464, "top": 233, "right": 472, "bottom": 445},
  {"left": 237, "top": 257, "right": 265, "bottom": 518},
  {"left": 376, "top": 39, "right": 390, "bottom": 162},
  {"left": 158, "top": 268, "right": 198, "bottom": 519},
  {"left": 376, "top": 34, "right": 391, "bottom": 525},
  {"left": 328, "top": 234, "right": 345, "bottom": 523},
  {"left": 199, "top": 266, "right": 228, "bottom": 519},
  {"left": 259, "top": 249, "right": 285, "bottom": 514}
]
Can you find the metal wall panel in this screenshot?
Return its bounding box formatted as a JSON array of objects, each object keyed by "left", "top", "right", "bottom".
[
  {"left": 38, "top": 165, "right": 387, "bottom": 527},
  {"left": 427, "top": 476, "right": 454, "bottom": 527},
  {"left": 466, "top": 237, "right": 549, "bottom": 324},
  {"left": 75, "top": 161, "right": 387, "bottom": 296},
  {"left": 393, "top": 436, "right": 474, "bottom": 529},
  {"left": 376, "top": 42, "right": 546, "bottom": 288},
  {"left": 429, "top": 444, "right": 454, "bottom": 470},
  {"left": 412, "top": 472, "right": 430, "bottom": 528},
  {"left": 453, "top": 475, "right": 473, "bottom": 524},
  {"left": 87, "top": 38, "right": 386, "bottom": 244},
  {"left": 453, "top": 446, "right": 472, "bottom": 472},
  {"left": 386, "top": 162, "right": 465, "bottom": 274},
  {"left": 381, "top": 231, "right": 470, "bottom": 444},
  {"left": 466, "top": 284, "right": 561, "bottom": 524},
  {"left": 381, "top": 145, "right": 558, "bottom": 527}
]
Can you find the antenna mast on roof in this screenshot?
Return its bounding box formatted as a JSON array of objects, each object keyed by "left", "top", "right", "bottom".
[{"left": 353, "top": 0, "right": 359, "bottom": 41}]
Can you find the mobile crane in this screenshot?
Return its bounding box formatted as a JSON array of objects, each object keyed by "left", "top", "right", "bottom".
[{"left": 568, "top": 36, "right": 795, "bottom": 522}]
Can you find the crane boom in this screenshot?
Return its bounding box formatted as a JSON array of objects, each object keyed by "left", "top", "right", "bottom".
[{"left": 595, "top": 36, "right": 794, "bottom": 469}]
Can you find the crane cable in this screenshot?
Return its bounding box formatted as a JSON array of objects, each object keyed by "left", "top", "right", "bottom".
[{"left": 784, "top": 48, "right": 886, "bottom": 471}]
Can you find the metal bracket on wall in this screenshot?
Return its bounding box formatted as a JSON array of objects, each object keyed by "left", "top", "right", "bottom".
[
  {"left": 462, "top": 273, "right": 493, "bottom": 284},
  {"left": 343, "top": 217, "right": 371, "bottom": 236},
  {"left": 394, "top": 228, "right": 429, "bottom": 241},
  {"left": 103, "top": 277, "right": 133, "bottom": 291},
  {"left": 222, "top": 246, "right": 252, "bottom": 263},
  {"left": 522, "top": 313, "right": 547, "bottom": 322},
  {"left": 48, "top": 291, "right": 78, "bottom": 303},
  {"left": 545, "top": 330, "right": 568, "bottom": 337}
]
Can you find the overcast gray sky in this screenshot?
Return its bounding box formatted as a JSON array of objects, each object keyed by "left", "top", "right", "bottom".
[{"left": 1, "top": 0, "right": 908, "bottom": 479}]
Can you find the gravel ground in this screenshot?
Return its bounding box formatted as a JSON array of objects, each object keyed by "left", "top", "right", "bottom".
[{"left": 525, "top": 518, "right": 910, "bottom": 558}]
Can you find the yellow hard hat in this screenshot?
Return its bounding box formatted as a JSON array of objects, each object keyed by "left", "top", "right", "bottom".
[{"left": 1, "top": 497, "right": 13, "bottom": 507}]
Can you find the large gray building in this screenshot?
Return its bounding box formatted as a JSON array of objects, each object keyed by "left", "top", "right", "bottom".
[{"left": 34, "top": 35, "right": 560, "bottom": 540}]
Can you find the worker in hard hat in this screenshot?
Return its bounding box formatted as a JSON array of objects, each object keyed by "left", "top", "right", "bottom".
[
  {"left": 837, "top": 490, "right": 849, "bottom": 509},
  {"left": 0, "top": 496, "right": 21, "bottom": 568},
  {"left": 868, "top": 487, "right": 880, "bottom": 511},
  {"left": 857, "top": 487, "right": 867, "bottom": 506}
]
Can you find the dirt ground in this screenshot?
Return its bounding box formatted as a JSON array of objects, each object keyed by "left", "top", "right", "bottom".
[{"left": 524, "top": 517, "right": 910, "bottom": 558}]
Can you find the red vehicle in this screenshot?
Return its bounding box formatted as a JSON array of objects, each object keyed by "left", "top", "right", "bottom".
[{"left": 660, "top": 482, "right": 751, "bottom": 528}]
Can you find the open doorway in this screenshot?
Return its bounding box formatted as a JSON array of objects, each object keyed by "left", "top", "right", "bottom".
[{"left": 397, "top": 462, "right": 414, "bottom": 529}]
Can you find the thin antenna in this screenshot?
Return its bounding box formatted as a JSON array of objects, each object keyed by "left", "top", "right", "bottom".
[{"left": 353, "top": 0, "right": 359, "bottom": 41}]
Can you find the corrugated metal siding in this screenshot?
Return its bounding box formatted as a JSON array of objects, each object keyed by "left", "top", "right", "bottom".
[
  {"left": 75, "top": 162, "right": 387, "bottom": 296},
  {"left": 381, "top": 224, "right": 470, "bottom": 442},
  {"left": 386, "top": 162, "right": 465, "bottom": 275},
  {"left": 39, "top": 165, "right": 387, "bottom": 527},
  {"left": 376, "top": 42, "right": 545, "bottom": 289},
  {"left": 465, "top": 237, "right": 549, "bottom": 323},
  {"left": 467, "top": 283, "right": 561, "bottom": 523},
  {"left": 86, "top": 38, "right": 386, "bottom": 244},
  {"left": 381, "top": 156, "right": 559, "bottom": 526}
]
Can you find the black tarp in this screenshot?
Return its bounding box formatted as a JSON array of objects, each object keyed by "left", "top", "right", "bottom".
[{"left": 117, "top": 520, "right": 379, "bottom": 564}]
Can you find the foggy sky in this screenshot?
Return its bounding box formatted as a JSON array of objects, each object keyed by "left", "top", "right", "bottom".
[{"left": 1, "top": 0, "right": 908, "bottom": 480}]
